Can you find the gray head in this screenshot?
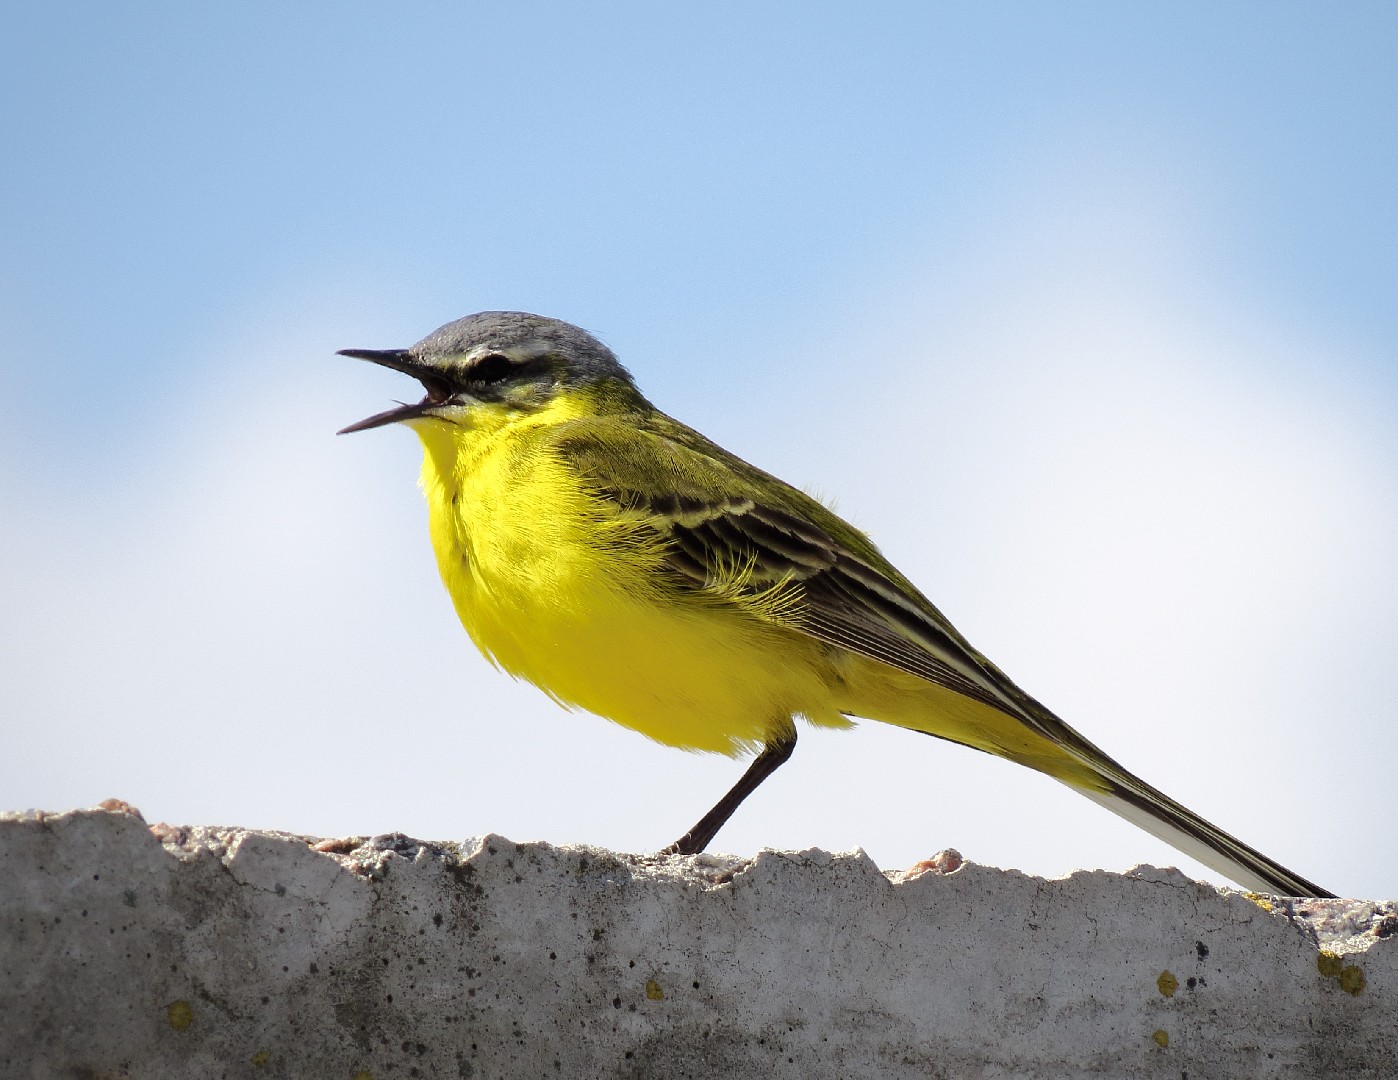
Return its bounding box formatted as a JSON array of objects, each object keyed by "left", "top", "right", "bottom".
[{"left": 338, "top": 311, "right": 641, "bottom": 434}]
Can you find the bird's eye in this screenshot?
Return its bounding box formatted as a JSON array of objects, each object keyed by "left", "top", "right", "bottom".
[{"left": 470, "top": 353, "right": 514, "bottom": 385}]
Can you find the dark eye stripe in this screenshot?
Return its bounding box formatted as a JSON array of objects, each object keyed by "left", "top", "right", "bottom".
[{"left": 469, "top": 353, "right": 514, "bottom": 384}]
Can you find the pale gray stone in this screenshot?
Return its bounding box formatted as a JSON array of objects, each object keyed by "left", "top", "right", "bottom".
[{"left": 1, "top": 806, "right": 1393, "bottom": 1078}]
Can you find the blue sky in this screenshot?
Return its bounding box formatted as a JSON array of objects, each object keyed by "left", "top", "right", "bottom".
[{"left": 3, "top": 4, "right": 1395, "bottom": 898}]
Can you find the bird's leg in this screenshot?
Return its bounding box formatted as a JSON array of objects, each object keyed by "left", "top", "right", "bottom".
[{"left": 660, "top": 729, "right": 797, "bottom": 856}]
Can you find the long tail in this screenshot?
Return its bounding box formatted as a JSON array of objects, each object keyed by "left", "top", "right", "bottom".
[
  {"left": 1002, "top": 690, "right": 1337, "bottom": 897},
  {"left": 934, "top": 664, "right": 1339, "bottom": 896},
  {"left": 942, "top": 633, "right": 1341, "bottom": 896},
  {"left": 858, "top": 657, "right": 1335, "bottom": 895},
  {"left": 1062, "top": 764, "right": 1334, "bottom": 898}
]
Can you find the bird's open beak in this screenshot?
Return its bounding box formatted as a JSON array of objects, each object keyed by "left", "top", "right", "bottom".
[{"left": 337, "top": 348, "right": 456, "bottom": 434}]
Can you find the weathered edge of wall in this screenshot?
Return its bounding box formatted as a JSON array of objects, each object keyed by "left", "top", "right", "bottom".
[{"left": 1, "top": 805, "right": 1394, "bottom": 1079}]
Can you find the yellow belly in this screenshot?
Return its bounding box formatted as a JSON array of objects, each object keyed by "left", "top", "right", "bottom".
[{"left": 453, "top": 563, "right": 855, "bottom": 754}]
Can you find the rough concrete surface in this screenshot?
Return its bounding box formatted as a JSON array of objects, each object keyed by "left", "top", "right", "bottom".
[{"left": 2, "top": 805, "right": 1394, "bottom": 1079}]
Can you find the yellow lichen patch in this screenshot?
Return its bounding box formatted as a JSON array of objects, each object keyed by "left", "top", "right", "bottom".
[
  {"left": 352, "top": 1072, "right": 374, "bottom": 1080},
  {"left": 1243, "top": 892, "right": 1274, "bottom": 912},
  {"left": 645, "top": 978, "right": 665, "bottom": 1001},
  {"left": 1339, "top": 965, "right": 1366, "bottom": 996},
  {"left": 1316, "top": 951, "right": 1366, "bottom": 995},
  {"left": 251, "top": 1050, "right": 270, "bottom": 1068},
  {"left": 1152, "top": 1029, "right": 1169, "bottom": 1048},
  {"left": 166, "top": 1000, "right": 193, "bottom": 1031},
  {"left": 1156, "top": 971, "right": 1178, "bottom": 998},
  {"left": 1317, "top": 951, "right": 1344, "bottom": 979}
]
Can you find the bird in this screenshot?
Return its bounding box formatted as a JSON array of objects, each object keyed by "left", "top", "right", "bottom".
[{"left": 338, "top": 311, "right": 1334, "bottom": 898}]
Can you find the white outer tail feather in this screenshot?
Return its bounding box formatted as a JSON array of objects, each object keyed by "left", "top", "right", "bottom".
[{"left": 1069, "top": 783, "right": 1330, "bottom": 897}]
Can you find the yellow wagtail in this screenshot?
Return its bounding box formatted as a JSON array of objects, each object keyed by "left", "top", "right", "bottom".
[{"left": 339, "top": 311, "right": 1333, "bottom": 898}]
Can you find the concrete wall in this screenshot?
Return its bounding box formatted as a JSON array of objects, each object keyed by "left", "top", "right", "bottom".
[{"left": 2, "top": 805, "right": 1394, "bottom": 1079}]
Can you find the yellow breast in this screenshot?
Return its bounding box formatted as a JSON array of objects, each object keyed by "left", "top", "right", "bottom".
[{"left": 409, "top": 400, "right": 851, "bottom": 756}]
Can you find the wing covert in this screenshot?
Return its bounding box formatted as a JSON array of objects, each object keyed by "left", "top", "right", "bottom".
[{"left": 550, "top": 413, "right": 1024, "bottom": 719}]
